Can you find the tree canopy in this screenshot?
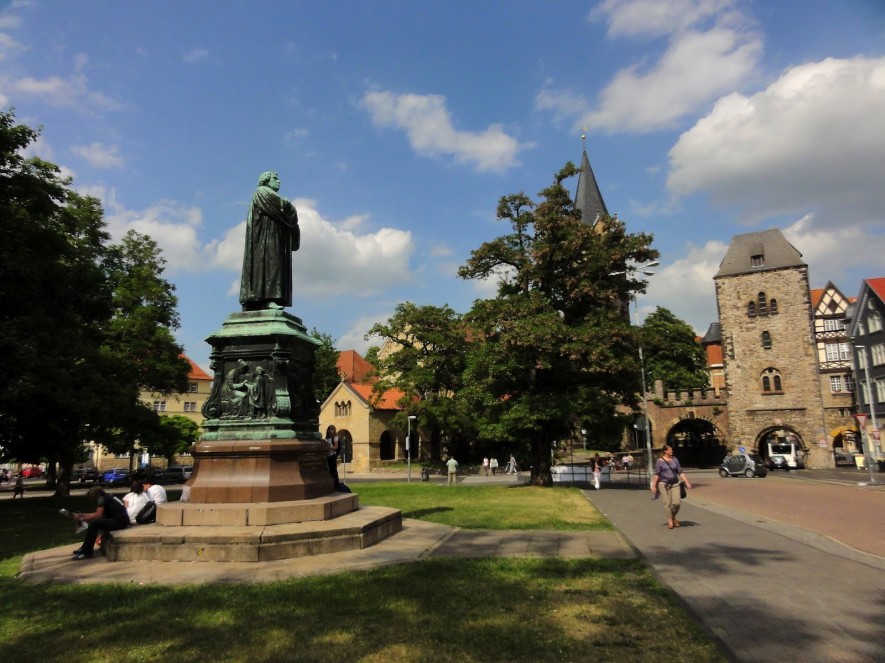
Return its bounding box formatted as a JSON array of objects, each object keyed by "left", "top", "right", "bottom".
[
  {"left": 640, "top": 307, "right": 709, "bottom": 391},
  {"left": 0, "top": 110, "right": 188, "bottom": 491},
  {"left": 367, "top": 302, "right": 472, "bottom": 461},
  {"left": 458, "top": 163, "right": 657, "bottom": 485}
]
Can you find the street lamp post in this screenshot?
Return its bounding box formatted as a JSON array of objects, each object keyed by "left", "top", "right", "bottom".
[
  {"left": 407, "top": 415, "right": 417, "bottom": 483},
  {"left": 581, "top": 428, "right": 587, "bottom": 451},
  {"left": 612, "top": 261, "right": 658, "bottom": 484},
  {"left": 853, "top": 346, "right": 879, "bottom": 483},
  {"left": 636, "top": 302, "right": 654, "bottom": 484}
]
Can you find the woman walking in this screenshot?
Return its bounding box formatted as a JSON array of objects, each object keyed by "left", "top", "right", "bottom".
[{"left": 650, "top": 445, "right": 692, "bottom": 529}]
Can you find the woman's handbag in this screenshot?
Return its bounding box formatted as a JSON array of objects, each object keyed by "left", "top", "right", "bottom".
[{"left": 679, "top": 481, "right": 687, "bottom": 499}]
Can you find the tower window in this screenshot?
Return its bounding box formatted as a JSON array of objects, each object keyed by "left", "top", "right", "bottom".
[
  {"left": 748, "top": 301, "right": 756, "bottom": 318},
  {"left": 769, "top": 299, "right": 778, "bottom": 315},
  {"left": 761, "top": 331, "right": 772, "bottom": 349},
  {"left": 757, "top": 292, "right": 768, "bottom": 316},
  {"left": 761, "top": 368, "right": 783, "bottom": 394}
]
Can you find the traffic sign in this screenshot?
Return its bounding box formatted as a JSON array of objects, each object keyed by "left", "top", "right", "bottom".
[{"left": 855, "top": 413, "right": 868, "bottom": 428}]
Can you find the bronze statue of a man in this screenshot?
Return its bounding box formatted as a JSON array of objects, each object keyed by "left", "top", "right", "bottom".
[{"left": 240, "top": 171, "right": 299, "bottom": 311}]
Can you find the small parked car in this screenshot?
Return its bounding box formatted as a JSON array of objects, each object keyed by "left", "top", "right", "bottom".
[
  {"left": 72, "top": 468, "right": 101, "bottom": 483},
  {"left": 834, "top": 450, "right": 855, "bottom": 467},
  {"left": 157, "top": 467, "right": 187, "bottom": 484},
  {"left": 20, "top": 466, "right": 44, "bottom": 478},
  {"left": 719, "top": 453, "right": 768, "bottom": 478},
  {"left": 181, "top": 465, "right": 193, "bottom": 479},
  {"left": 102, "top": 468, "right": 130, "bottom": 486}
]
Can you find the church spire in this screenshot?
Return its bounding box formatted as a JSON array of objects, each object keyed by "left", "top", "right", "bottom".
[{"left": 574, "top": 133, "right": 609, "bottom": 226}]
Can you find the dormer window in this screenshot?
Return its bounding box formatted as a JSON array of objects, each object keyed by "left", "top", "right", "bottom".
[{"left": 751, "top": 254, "right": 764, "bottom": 267}]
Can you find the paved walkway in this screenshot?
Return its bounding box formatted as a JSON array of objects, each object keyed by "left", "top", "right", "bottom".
[{"left": 584, "top": 476, "right": 885, "bottom": 663}]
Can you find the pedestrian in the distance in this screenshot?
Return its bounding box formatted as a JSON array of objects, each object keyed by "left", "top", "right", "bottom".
[
  {"left": 446, "top": 456, "right": 459, "bottom": 486},
  {"left": 490, "top": 457, "right": 498, "bottom": 475},
  {"left": 482, "top": 457, "right": 489, "bottom": 476},
  {"left": 12, "top": 475, "right": 24, "bottom": 499},
  {"left": 592, "top": 453, "right": 603, "bottom": 490},
  {"left": 650, "top": 444, "right": 692, "bottom": 529}
]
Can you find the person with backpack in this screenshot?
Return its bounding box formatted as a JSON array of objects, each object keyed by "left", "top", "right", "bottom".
[{"left": 71, "top": 486, "right": 130, "bottom": 559}]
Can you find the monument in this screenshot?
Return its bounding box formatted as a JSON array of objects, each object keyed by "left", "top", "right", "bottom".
[
  {"left": 106, "top": 172, "right": 402, "bottom": 562},
  {"left": 189, "top": 170, "right": 331, "bottom": 503}
]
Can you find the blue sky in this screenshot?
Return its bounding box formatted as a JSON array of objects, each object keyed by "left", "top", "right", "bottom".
[{"left": 2, "top": 0, "right": 884, "bottom": 372}]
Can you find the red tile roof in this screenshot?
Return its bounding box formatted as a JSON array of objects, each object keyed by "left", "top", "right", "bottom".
[
  {"left": 866, "top": 278, "right": 885, "bottom": 302},
  {"left": 181, "top": 354, "right": 212, "bottom": 381},
  {"left": 810, "top": 288, "right": 823, "bottom": 309},
  {"left": 337, "top": 350, "right": 376, "bottom": 383},
  {"left": 347, "top": 382, "right": 406, "bottom": 410}
]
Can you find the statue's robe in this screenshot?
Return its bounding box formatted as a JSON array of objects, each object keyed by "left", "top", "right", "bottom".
[{"left": 239, "top": 185, "right": 299, "bottom": 310}]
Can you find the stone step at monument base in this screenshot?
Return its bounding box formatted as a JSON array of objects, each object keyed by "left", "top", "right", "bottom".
[
  {"left": 108, "top": 505, "right": 402, "bottom": 563},
  {"left": 157, "top": 493, "right": 359, "bottom": 527}
]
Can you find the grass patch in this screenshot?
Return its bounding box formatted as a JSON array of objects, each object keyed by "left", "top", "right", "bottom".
[
  {"left": 0, "top": 558, "right": 721, "bottom": 663},
  {"left": 0, "top": 486, "right": 722, "bottom": 663},
  {"left": 356, "top": 482, "right": 612, "bottom": 530}
]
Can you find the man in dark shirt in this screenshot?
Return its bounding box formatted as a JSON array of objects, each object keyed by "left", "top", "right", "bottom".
[{"left": 72, "top": 485, "right": 130, "bottom": 559}]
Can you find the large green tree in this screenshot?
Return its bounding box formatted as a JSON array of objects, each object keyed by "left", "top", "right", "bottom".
[
  {"left": 459, "top": 163, "right": 657, "bottom": 485},
  {"left": 640, "top": 307, "right": 709, "bottom": 391},
  {"left": 367, "top": 302, "right": 473, "bottom": 461},
  {"left": 0, "top": 111, "right": 112, "bottom": 483},
  {"left": 0, "top": 111, "right": 188, "bottom": 492},
  {"left": 142, "top": 414, "right": 200, "bottom": 466},
  {"left": 94, "top": 230, "right": 190, "bottom": 474}
]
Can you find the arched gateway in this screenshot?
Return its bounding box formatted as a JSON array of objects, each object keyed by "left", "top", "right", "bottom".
[{"left": 665, "top": 418, "right": 727, "bottom": 467}]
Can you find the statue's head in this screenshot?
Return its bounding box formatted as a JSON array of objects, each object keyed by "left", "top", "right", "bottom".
[{"left": 258, "top": 171, "right": 280, "bottom": 191}]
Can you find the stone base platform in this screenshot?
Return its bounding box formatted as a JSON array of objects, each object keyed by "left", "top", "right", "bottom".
[
  {"left": 156, "top": 493, "right": 359, "bottom": 527},
  {"left": 107, "top": 493, "right": 403, "bottom": 563}
]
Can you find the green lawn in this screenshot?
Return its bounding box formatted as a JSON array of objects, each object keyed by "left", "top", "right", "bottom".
[
  {"left": 0, "top": 485, "right": 723, "bottom": 663},
  {"left": 355, "top": 482, "right": 613, "bottom": 530}
]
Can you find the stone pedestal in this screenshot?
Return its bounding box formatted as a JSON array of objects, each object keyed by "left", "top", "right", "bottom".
[
  {"left": 188, "top": 439, "right": 332, "bottom": 503},
  {"left": 190, "top": 309, "right": 332, "bottom": 503}
]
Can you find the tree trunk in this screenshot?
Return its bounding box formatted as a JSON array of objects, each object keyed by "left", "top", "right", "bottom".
[{"left": 529, "top": 435, "right": 553, "bottom": 486}]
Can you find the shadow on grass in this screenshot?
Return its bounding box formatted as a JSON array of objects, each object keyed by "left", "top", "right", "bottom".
[{"left": 401, "top": 506, "right": 454, "bottom": 519}]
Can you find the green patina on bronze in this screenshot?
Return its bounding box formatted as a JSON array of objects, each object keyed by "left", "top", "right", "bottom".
[{"left": 239, "top": 171, "right": 300, "bottom": 311}]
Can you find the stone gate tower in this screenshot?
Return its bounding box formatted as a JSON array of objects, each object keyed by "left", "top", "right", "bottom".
[{"left": 714, "top": 229, "right": 834, "bottom": 468}]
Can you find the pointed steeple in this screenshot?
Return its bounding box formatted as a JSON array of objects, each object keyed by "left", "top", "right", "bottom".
[{"left": 574, "top": 134, "right": 609, "bottom": 226}]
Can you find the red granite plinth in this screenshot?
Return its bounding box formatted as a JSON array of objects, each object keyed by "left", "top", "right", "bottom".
[{"left": 187, "top": 438, "right": 334, "bottom": 503}]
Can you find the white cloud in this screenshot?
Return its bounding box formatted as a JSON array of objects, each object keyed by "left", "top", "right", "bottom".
[
  {"left": 667, "top": 56, "right": 885, "bottom": 225},
  {"left": 79, "top": 185, "right": 208, "bottom": 272},
  {"left": 337, "top": 313, "right": 393, "bottom": 354},
  {"left": 538, "top": 0, "right": 761, "bottom": 133},
  {"left": 360, "top": 90, "right": 528, "bottom": 172},
  {"left": 71, "top": 142, "right": 124, "bottom": 168},
  {"left": 210, "top": 198, "right": 416, "bottom": 300},
  {"left": 590, "top": 0, "right": 738, "bottom": 38},
  {"left": 182, "top": 48, "right": 209, "bottom": 63},
  {"left": 283, "top": 127, "right": 309, "bottom": 147},
  {"left": 10, "top": 55, "right": 124, "bottom": 111},
  {"left": 783, "top": 215, "right": 885, "bottom": 288},
  {"left": 646, "top": 239, "right": 727, "bottom": 333}
]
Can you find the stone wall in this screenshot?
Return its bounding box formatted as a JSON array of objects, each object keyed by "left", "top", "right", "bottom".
[{"left": 715, "top": 267, "right": 833, "bottom": 468}]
